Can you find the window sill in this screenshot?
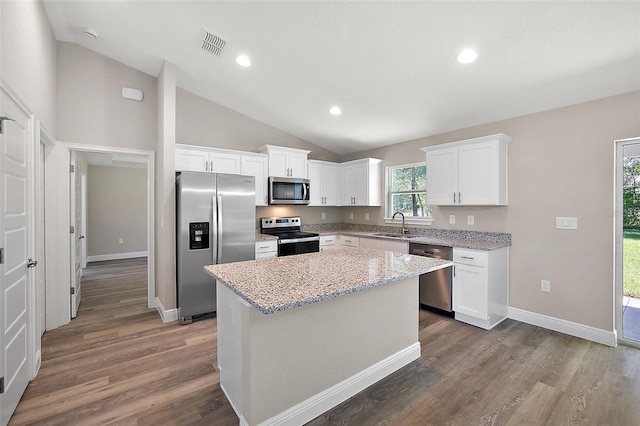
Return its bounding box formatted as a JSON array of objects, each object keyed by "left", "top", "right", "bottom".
[{"left": 384, "top": 217, "right": 434, "bottom": 226}]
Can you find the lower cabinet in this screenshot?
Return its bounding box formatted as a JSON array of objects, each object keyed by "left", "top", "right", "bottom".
[
  {"left": 359, "top": 237, "right": 408, "bottom": 253},
  {"left": 453, "top": 247, "right": 508, "bottom": 330},
  {"left": 320, "top": 235, "right": 338, "bottom": 251},
  {"left": 339, "top": 235, "right": 360, "bottom": 249},
  {"left": 255, "top": 240, "right": 278, "bottom": 259}
]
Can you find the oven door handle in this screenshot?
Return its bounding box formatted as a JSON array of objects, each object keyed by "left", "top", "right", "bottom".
[{"left": 278, "top": 236, "right": 320, "bottom": 244}]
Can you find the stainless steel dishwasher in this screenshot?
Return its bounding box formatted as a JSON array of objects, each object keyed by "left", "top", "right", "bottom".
[{"left": 409, "top": 243, "right": 454, "bottom": 316}]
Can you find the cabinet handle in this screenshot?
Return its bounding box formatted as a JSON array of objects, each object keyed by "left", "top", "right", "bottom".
[
  {"left": 459, "top": 192, "right": 461, "bottom": 204},
  {"left": 258, "top": 245, "right": 270, "bottom": 249},
  {"left": 460, "top": 256, "right": 475, "bottom": 260},
  {"left": 453, "top": 192, "right": 456, "bottom": 203},
  {"left": 205, "top": 160, "right": 209, "bottom": 172},
  {"left": 453, "top": 265, "right": 456, "bottom": 277}
]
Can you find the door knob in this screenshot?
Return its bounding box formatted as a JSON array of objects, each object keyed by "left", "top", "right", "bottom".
[
  {"left": 79, "top": 235, "right": 85, "bottom": 239},
  {"left": 27, "top": 258, "right": 38, "bottom": 268}
]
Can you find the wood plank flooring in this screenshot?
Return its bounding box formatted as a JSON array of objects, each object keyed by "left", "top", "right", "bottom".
[{"left": 10, "top": 258, "right": 640, "bottom": 425}]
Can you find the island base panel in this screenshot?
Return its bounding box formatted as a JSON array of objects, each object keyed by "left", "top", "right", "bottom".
[{"left": 216, "top": 277, "right": 419, "bottom": 425}]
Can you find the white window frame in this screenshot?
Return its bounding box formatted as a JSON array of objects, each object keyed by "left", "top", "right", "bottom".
[{"left": 384, "top": 162, "right": 433, "bottom": 226}]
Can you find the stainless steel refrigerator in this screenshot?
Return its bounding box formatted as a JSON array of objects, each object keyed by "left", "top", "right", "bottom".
[{"left": 176, "top": 172, "right": 256, "bottom": 324}]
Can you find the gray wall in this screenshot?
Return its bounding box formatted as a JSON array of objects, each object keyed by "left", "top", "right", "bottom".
[
  {"left": 1, "top": 0, "right": 58, "bottom": 135},
  {"left": 87, "top": 165, "right": 147, "bottom": 257},
  {"left": 57, "top": 42, "right": 157, "bottom": 150},
  {"left": 176, "top": 88, "right": 340, "bottom": 162},
  {"left": 340, "top": 91, "right": 640, "bottom": 333}
]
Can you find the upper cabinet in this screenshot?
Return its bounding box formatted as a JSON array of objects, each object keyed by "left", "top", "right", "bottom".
[
  {"left": 422, "top": 133, "right": 510, "bottom": 206},
  {"left": 308, "top": 160, "right": 340, "bottom": 206},
  {"left": 240, "top": 153, "right": 269, "bottom": 206},
  {"left": 258, "top": 145, "right": 310, "bottom": 178},
  {"left": 341, "top": 158, "right": 382, "bottom": 206},
  {"left": 176, "top": 145, "right": 241, "bottom": 174}
]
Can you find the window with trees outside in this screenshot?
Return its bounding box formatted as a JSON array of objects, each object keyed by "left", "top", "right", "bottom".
[{"left": 386, "top": 162, "right": 431, "bottom": 222}]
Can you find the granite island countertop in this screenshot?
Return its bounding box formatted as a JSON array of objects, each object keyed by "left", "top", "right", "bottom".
[{"left": 205, "top": 247, "right": 451, "bottom": 314}]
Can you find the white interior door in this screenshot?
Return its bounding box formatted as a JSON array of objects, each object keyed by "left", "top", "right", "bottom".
[
  {"left": 0, "top": 87, "right": 33, "bottom": 426},
  {"left": 69, "top": 152, "right": 82, "bottom": 318}
]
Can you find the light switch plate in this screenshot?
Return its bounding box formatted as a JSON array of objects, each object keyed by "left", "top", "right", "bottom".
[
  {"left": 449, "top": 215, "right": 455, "bottom": 224},
  {"left": 350, "top": 212, "right": 354, "bottom": 220},
  {"left": 365, "top": 213, "right": 370, "bottom": 220},
  {"left": 321, "top": 212, "right": 326, "bottom": 220},
  {"left": 468, "top": 215, "right": 475, "bottom": 225},
  {"left": 541, "top": 280, "right": 551, "bottom": 292}
]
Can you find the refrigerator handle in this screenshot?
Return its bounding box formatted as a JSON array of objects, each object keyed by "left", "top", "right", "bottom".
[
  {"left": 217, "top": 194, "right": 223, "bottom": 262},
  {"left": 212, "top": 196, "right": 218, "bottom": 264}
]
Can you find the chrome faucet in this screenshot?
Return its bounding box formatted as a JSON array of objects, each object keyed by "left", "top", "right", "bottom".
[{"left": 392, "top": 211, "right": 408, "bottom": 235}]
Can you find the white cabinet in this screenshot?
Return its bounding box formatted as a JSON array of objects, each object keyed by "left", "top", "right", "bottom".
[
  {"left": 453, "top": 247, "right": 508, "bottom": 330},
  {"left": 319, "top": 234, "right": 338, "bottom": 251},
  {"left": 176, "top": 145, "right": 241, "bottom": 174},
  {"left": 422, "top": 133, "right": 510, "bottom": 206},
  {"left": 339, "top": 235, "right": 360, "bottom": 249},
  {"left": 241, "top": 153, "right": 269, "bottom": 206},
  {"left": 308, "top": 160, "right": 340, "bottom": 206},
  {"left": 340, "top": 158, "right": 383, "bottom": 206},
  {"left": 359, "top": 237, "right": 408, "bottom": 253},
  {"left": 258, "top": 145, "right": 310, "bottom": 178},
  {"left": 255, "top": 240, "right": 278, "bottom": 259}
]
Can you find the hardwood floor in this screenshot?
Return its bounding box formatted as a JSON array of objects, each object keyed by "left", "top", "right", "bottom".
[{"left": 10, "top": 259, "right": 640, "bottom": 425}]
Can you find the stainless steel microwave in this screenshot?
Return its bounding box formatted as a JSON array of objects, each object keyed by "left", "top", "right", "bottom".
[{"left": 268, "top": 177, "right": 310, "bottom": 205}]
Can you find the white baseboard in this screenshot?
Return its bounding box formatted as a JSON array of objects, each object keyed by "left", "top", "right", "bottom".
[
  {"left": 33, "top": 349, "right": 42, "bottom": 379},
  {"left": 255, "top": 342, "right": 421, "bottom": 426},
  {"left": 508, "top": 307, "right": 617, "bottom": 347},
  {"left": 156, "top": 297, "right": 178, "bottom": 323},
  {"left": 86, "top": 251, "right": 148, "bottom": 263}
]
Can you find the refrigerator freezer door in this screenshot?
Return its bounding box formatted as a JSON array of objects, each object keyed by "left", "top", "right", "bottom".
[
  {"left": 216, "top": 174, "right": 256, "bottom": 264},
  {"left": 176, "top": 172, "right": 217, "bottom": 322}
]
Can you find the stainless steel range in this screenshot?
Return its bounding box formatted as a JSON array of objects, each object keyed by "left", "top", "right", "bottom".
[{"left": 260, "top": 216, "right": 320, "bottom": 256}]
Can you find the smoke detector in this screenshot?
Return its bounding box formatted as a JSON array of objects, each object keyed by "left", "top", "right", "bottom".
[{"left": 201, "top": 29, "right": 226, "bottom": 56}]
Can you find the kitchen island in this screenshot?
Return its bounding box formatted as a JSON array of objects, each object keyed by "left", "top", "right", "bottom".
[{"left": 205, "top": 248, "right": 451, "bottom": 426}]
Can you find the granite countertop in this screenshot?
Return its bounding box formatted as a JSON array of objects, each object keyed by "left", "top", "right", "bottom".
[
  {"left": 256, "top": 233, "right": 278, "bottom": 241},
  {"left": 205, "top": 248, "right": 452, "bottom": 314},
  {"left": 316, "top": 231, "right": 509, "bottom": 251}
]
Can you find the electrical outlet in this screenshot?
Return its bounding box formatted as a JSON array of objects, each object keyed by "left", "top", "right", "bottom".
[
  {"left": 350, "top": 212, "right": 354, "bottom": 220},
  {"left": 541, "top": 280, "right": 551, "bottom": 292},
  {"left": 449, "top": 215, "right": 455, "bottom": 224},
  {"left": 556, "top": 217, "right": 578, "bottom": 230},
  {"left": 468, "top": 215, "right": 475, "bottom": 225},
  {"left": 321, "top": 212, "right": 326, "bottom": 220},
  {"left": 365, "top": 213, "right": 370, "bottom": 221},
  {"left": 118, "top": 238, "right": 124, "bottom": 245}
]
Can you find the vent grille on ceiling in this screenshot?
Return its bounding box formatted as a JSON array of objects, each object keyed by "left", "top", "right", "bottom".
[{"left": 201, "top": 29, "right": 226, "bottom": 56}]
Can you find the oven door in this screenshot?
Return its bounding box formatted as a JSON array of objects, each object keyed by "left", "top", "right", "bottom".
[{"left": 278, "top": 238, "right": 320, "bottom": 256}]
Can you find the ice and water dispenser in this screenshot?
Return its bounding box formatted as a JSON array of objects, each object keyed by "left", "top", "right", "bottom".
[{"left": 189, "top": 222, "right": 209, "bottom": 250}]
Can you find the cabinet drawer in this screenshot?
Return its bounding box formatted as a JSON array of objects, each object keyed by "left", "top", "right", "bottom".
[
  {"left": 320, "top": 235, "right": 337, "bottom": 246},
  {"left": 453, "top": 249, "right": 488, "bottom": 267},
  {"left": 340, "top": 236, "right": 360, "bottom": 248},
  {"left": 255, "top": 240, "right": 278, "bottom": 254}
]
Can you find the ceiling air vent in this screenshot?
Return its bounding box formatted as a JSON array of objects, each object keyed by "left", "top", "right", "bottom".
[{"left": 201, "top": 29, "right": 226, "bottom": 56}]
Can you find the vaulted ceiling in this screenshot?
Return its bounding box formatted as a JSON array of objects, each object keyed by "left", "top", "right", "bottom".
[{"left": 44, "top": 1, "right": 640, "bottom": 154}]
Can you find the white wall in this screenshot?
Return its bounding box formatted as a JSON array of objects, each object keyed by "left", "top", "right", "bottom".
[
  {"left": 340, "top": 91, "right": 640, "bottom": 333},
  {"left": 87, "top": 165, "right": 147, "bottom": 258}
]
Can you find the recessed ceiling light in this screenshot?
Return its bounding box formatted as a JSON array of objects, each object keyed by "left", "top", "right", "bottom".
[
  {"left": 329, "top": 106, "right": 342, "bottom": 116},
  {"left": 235, "top": 54, "right": 251, "bottom": 67},
  {"left": 457, "top": 48, "right": 478, "bottom": 64}
]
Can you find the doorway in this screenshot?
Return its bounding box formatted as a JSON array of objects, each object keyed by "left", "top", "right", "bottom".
[
  {"left": 64, "top": 144, "right": 155, "bottom": 314},
  {"left": 615, "top": 137, "right": 640, "bottom": 347}
]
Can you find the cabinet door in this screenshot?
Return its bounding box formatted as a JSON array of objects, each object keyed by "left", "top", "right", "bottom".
[
  {"left": 210, "top": 152, "right": 242, "bottom": 174},
  {"left": 289, "top": 151, "right": 308, "bottom": 178},
  {"left": 322, "top": 164, "right": 339, "bottom": 205},
  {"left": 268, "top": 150, "right": 289, "bottom": 177},
  {"left": 426, "top": 147, "right": 458, "bottom": 205},
  {"left": 342, "top": 163, "right": 367, "bottom": 205},
  {"left": 453, "top": 263, "right": 488, "bottom": 320},
  {"left": 176, "top": 148, "right": 208, "bottom": 172},
  {"left": 359, "top": 237, "right": 382, "bottom": 250},
  {"left": 458, "top": 141, "right": 497, "bottom": 205},
  {"left": 380, "top": 240, "right": 408, "bottom": 254},
  {"left": 241, "top": 155, "right": 268, "bottom": 206},
  {"left": 308, "top": 162, "right": 324, "bottom": 206}
]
